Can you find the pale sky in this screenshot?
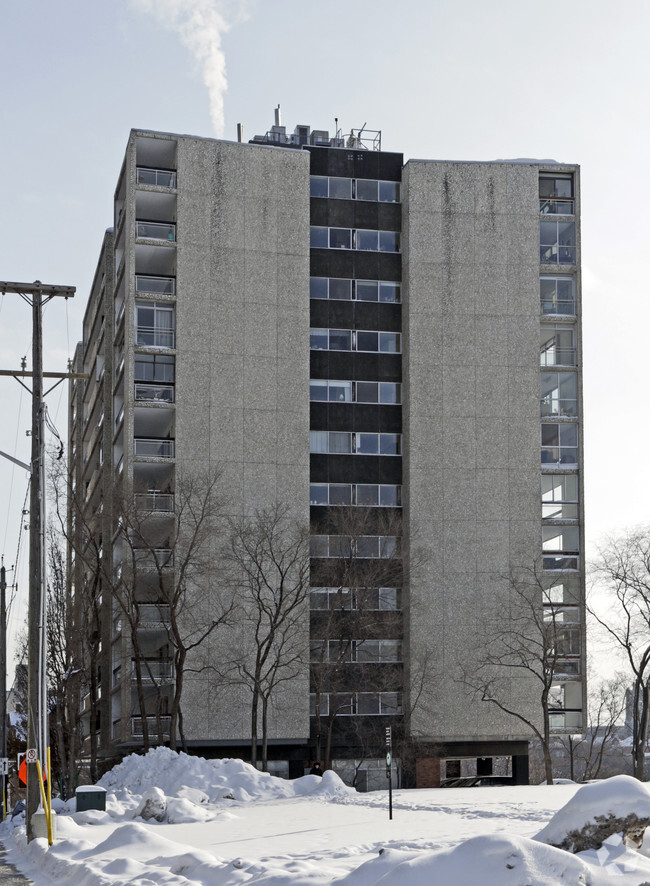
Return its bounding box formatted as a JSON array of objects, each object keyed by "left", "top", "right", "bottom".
[{"left": 1, "top": 0, "right": 649, "bottom": 665}]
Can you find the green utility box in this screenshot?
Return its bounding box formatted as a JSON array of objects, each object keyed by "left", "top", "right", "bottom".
[{"left": 76, "top": 785, "right": 107, "bottom": 812}]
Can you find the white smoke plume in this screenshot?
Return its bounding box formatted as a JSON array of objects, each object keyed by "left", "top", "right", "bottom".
[{"left": 135, "top": 0, "right": 233, "bottom": 137}]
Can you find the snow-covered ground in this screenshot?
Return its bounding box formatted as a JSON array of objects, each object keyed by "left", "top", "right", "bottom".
[{"left": 2, "top": 748, "right": 650, "bottom": 885}]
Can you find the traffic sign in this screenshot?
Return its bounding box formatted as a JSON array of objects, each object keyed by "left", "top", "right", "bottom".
[
  {"left": 0, "top": 758, "right": 8, "bottom": 775},
  {"left": 26, "top": 748, "right": 37, "bottom": 763}
]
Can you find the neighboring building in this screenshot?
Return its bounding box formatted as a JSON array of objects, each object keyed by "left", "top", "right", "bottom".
[{"left": 68, "top": 113, "right": 585, "bottom": 786}]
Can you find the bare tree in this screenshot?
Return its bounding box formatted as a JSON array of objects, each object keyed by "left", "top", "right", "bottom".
[
  {"left": 46, "top": 528, "right": 84, "bottom": 796},
  {"left": 114, "top": 468, "right": 234, "bottom": 752},
  {"left": 462, "top": 564, "right": 580, "bottom": 785},
  {"left": 49, "top": 454, "right": 105, "bottom": 781},
  {"left": 227, "top": 504, "right": 310, "bottom": 770},
  {"left": 572, "top": 674, "right": 626, "bottom": 781},
  {"left": 588, "top": 528, "right": 650, "bottom": 780}
]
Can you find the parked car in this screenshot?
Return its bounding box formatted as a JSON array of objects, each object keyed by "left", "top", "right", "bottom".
[{"left": 440, "top": 776, "right": 510, "bottom": 788}]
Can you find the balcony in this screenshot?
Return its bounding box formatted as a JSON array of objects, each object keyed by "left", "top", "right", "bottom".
[
  {"left": 136, "top": 220, "right": 176, "bottom": 242},
  {"left": 539, "top": 198, "right": 575, "bottom": 216},
  {"left": 540, "top": 397, "right": 578, "bottom": 417},
  {"left": 540, "top": 348, "right": 576, "bottom": 367},
  {"left": 131, "top": 715, "right": 171, "bottom": 738},
  {"left": 133, "top": 548, "right": 175, "bottom": 568},
  {"left": 135, "top": 326, "right": 175, "bottom": 348},
  {"left": 134, "top": 438, "right": 175, "bottom": 458},
  {"left": 135, "top": 492, "right": 174, "bottom": 513},
  {"left": 136, "top": 602, "right": 172, "bottom": 624},
  {"left": 135, "top": 383, "right": 175, "bottom": 403},
  {"left": 132, "top": 659, "right": 174, "bottom": 681},
  {"left": 135, "top": 275, "right": 175, "bottom": 296},
  {"left": 137, "top": 167, "right": 177, "bottom": 188}
]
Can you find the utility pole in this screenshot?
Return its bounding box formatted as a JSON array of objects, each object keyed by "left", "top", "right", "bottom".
[{"left": 0, "top": 281, "right": 76, "bottom": 841}]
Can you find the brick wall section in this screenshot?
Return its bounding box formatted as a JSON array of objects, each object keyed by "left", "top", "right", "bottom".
[{"left": 416, "top": 756, "right": 441, "bottom": 788}]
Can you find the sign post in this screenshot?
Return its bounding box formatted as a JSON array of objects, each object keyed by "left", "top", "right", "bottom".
[{"left": 385, "top": 726, "right": 393, "bottom": 820}]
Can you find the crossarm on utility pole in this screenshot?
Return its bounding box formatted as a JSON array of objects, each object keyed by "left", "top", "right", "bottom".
[{"left": 0, "top": 450, "right": 31, "bottom": 472}]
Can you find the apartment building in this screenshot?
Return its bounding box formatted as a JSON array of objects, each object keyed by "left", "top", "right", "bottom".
[{"left": 68, "top": 115, "right": 584, "bottom": 786}]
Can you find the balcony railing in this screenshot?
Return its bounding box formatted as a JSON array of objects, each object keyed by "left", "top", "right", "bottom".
[
  {"left": 135, "top": 492, "right": 174, "bottom": 513},
  {"left": 540, "top": 245, "right": 576, "bottom": 265},
  {"left": 137, "top": 167, "right": 177, "bottom": 188},
  {"left": 134, "top": 438, "right": 175, "bottom": 458},
  {"left": 540, "top": 198, "right": 575, "bottom": 215},
  {"left": 133, "top": 547, "right": 175, "bottom": 568},
  {"left": 540, "top": 348, "right": 577, "bottom": 367},
  {"left": 136, "top": 602, "right": 172, "bottom": 623},
  {"left": 135, "top": 275, "right": 176, "bottom": 296},
  {"left": 135, "top": 383, "right": 175, "bottom": 403},
  {"left": 131, "top": 715, "right": 171, "bottom": 737},
  {"left": 541, "top": 298, "right": 575, "bottom": 316},
  {"left": 136, "top": 220, "right": 176, "bottom": 242},
  {"left": 132, "top": 659, "right": 174, "bottom": 681},
  {"left": 135, "top": 326, "right": 175, "bottom": 348},
  {"left": 541, "top": 397, "right": 578, "bottom": 417}
]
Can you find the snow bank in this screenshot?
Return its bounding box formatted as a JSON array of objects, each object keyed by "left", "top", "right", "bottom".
[
  {"left": 535, "top": 775, "right": 650, "bottom": 851},
  {"left": 99, "top": 746, "right": 354, "bottom": 807},
  {"left": 337, "top": 834, "right": 612, "bottom": 886}
]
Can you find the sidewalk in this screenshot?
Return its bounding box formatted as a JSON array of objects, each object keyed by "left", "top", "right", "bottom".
[{"left": 0, "top": 845, "right": 32, "bottom": 885}]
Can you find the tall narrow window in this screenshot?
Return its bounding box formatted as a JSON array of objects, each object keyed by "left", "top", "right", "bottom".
[
  {"left": 135, "top": 302, "right": 175, "bottom": 348},
  {"left": 540, "top": 277, "right": 575, "bottom": 315}
]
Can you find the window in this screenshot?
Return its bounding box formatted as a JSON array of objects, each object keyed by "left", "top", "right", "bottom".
[
  {"left": 310, "top": 639, "right": 402, "bottom": 664},
  {"left": 134, "top": 353, "right": 175, "bottom": 402},
  {"left": 135, "top": 301, "right": 175, "bottom": 347},
  {"left": 330, "top": 228, "right": 352, "bottom": 249},
  {"left": 134, "top": 353, "right": 175, "bottom": 383},
  {"left": 542, "top": 526, "right": 579, "bottom": 570},
  {"left": 309, "top": 535, "right": 400, "bottom": 559},
  {"left": 310, "top": 277, "right": 400, "bottom": 303},
  {"left": 541, "top": 423, "right": 578, "bottom": 466},
  {"left": 539, "top": 173, "right": 574, "bottom": 215},
  {"left": 309, "top": 227, "right": 400, "bottom": 253},
  {"left": 541, "top": 372, "right": 578, "bottom": 417},
  {"left": 309, "top": 587, "right": 399, "bottom": 611},
  {"left": 309, "top": 176, "right": 401, "bottom": 203},
  {"left": 550, "top": 626, "right": 581, "bottom": 657},
  {"left": 540, "top": 221, "right": 576, "bottom": 264},
  {"left": 309, "top": 692, "right": 403, "bottom": 716},
  {"left": 309, "top": 380, "right": 401, "bottom": 404},
  {"left": 545, "top": 580, "right": 581, "bottom": 607},
  {"left": 540, "top": 326, "right": 576, "bottom": 367},
  {"left": 309, "top": 329, "right": 401, "bottom": 354},
  {"left": 310, "top": 483, "right": 402, "bottom": 507},
  {"left": 309, "top": 432, "right": 401, "bottom": 455},
  {"left": 540, "top": 276, "right": 575, "bottom": 315},
  {"left": 542, "top": 475, "right": 579, "bottom": 520}
]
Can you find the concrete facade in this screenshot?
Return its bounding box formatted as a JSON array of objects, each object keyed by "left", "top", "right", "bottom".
[
  {"left": 403, "top": 161, "right": 542, "bottom": 742},
  {"left": 70, "top": 123, "right": 584, "bottom": 784}
]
